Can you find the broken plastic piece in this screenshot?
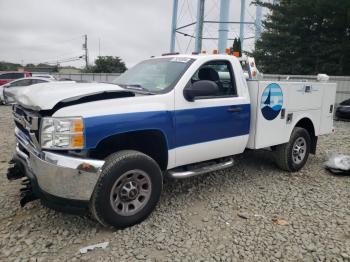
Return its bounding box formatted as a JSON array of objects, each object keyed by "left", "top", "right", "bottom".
[{"left": 79, "top": 242, "right": 109, "bottom": 254}]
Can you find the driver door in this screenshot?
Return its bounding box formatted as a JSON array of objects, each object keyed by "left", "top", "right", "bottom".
[{"left": 174, "top": 59, "right": 250, "bottom": 167}]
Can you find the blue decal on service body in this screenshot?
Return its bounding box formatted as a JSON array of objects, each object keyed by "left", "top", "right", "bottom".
[
  {"left": 84, "top": 104, "right": 250, "bottom": 150},
  {"left": 260, "top": 83, "right": 283, "bottom": 120}
]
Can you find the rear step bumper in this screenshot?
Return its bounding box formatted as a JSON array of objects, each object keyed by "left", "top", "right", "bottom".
[{"left": 167, "top": 158, "right": 234, "bottom": 179}]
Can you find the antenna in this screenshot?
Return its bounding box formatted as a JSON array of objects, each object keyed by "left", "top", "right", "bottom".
[{"left": 99, "top": 38, "right": 101, "bottom": 57}]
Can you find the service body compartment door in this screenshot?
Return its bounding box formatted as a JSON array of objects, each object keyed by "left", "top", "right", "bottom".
[
  {"left": 248, "top": 81, "right": 290, "bottom": 149},
  {"left": 319, "top": 83, "right": 336, "bottom": 135},
  {"left": 287, "top": 83, "right": 323, "bottom": 111}
]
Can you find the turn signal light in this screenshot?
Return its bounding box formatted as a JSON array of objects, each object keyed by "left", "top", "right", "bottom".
[
  {"left": 72, "top": 134, "right": 84, "bottom": 148},
  {"left": 73, "top": 119, "right": 84, "bottom": 132}
]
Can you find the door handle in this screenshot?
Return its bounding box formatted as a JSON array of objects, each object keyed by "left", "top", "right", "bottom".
[{"left": 227, "top": 106, "right": 242, "bottom": 113}]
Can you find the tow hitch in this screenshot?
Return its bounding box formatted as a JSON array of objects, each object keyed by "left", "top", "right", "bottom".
[{"left": 7, "top": 159, "right": 39, "bottom": 207}]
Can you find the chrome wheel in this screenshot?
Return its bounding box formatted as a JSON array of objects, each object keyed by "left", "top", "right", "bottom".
[
  {"left": 110, "top": 169, "right": 152, "bottom": 216},
  {"left": 292, "top": 137, "right": 307, "bottom": 164}
]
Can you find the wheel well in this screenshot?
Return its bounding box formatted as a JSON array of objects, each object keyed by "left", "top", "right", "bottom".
[
  {"left": 89, "top": 130, "right": 168, "bottom": 170},
  {"left": 295, "top": 118, "right": 317, "bottom": 154}
]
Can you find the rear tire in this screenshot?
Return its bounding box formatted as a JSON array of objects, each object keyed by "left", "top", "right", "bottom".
[
  {"left": 90, "top": 150, "right": 163, "bottom": 228},
  {"left": 274, "top": 127, "right": 311, "bottom": 172}
]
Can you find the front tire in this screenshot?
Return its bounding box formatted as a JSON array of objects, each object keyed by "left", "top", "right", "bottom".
[
  {"left": 274, "top": 127, "right": 311, "bottom": 172},
  {"left": 90, "top": 150, "right": 163, "bottom": 228}
]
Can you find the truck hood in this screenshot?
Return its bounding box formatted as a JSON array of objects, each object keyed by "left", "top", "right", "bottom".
[{"left": 5, "top": 82, "right": 133, "bottom": 111}]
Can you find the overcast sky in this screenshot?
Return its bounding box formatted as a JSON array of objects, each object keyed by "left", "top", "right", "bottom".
[{"left": 0, "top": 0, "right": 260, "bottom": 68}]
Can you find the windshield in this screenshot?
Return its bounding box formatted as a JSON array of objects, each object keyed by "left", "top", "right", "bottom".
[{"left": 113, "top": 57, "right": 194, "bottom": 93}]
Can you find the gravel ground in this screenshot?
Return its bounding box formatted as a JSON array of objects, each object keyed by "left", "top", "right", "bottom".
[{"left": 0, "top": 105, "right": 349, "bottom": 262}]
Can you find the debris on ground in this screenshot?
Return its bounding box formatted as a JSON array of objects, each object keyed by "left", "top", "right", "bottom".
[
  {"left": 237, "top": 212, "right": 249, "bottom": 219},
  {"left": 325, "top": 154, "right": 350, "bottom": 175},
  {"left": 272, "top": 218, "right": 288, "bottom": 226},
  {"left": 79, "top": 242, "right": 109, "bottom": 254}
]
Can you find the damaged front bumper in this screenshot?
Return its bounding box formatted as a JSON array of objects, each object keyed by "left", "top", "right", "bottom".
[{"left": 8, "top": 127, "right": 105, "bottom": 214}]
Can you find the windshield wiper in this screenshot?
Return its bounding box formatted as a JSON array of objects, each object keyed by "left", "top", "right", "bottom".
[{"left": 116, "top": 84, "right": 156, "bottom": 95}]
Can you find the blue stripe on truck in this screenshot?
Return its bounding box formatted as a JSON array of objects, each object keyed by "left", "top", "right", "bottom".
[{"left": 84, "top": 104, "right": 250, "bottom": 150}]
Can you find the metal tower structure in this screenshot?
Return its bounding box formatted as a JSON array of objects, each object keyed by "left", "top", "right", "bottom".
[
  {"left": 194, "top": 0, "right": 205, "bottom": 53},
  {"left": 218, "top": 0, "right": 230, "bottom": 53},
  {"left": 169, "top": 0, "right": 178, "bottom": 53},
  {"left": 169, "top": 0, "right": 260, "bottom": 54},
  {"left": 255, "top": 0, "right": 262, "bottom": 42},
  {"left": 239, "top": 0, "right": 246, "bottom": 49}
]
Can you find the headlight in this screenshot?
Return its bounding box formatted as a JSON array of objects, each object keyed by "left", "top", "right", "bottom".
[{"left": 41, "top": 117, "right": 84, "bottom": 150}]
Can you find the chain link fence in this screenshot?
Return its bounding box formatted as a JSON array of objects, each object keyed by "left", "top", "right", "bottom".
[
  {"left": 53, "top": 73, "right": 121, "bottom": 83},
  {"left": 53, "top": 73, "right": 350, "bottom": 104}
]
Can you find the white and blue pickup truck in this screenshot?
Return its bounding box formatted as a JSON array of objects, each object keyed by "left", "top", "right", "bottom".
[{"left": 6, "top": 54, "right": 336, "bottom": 228}]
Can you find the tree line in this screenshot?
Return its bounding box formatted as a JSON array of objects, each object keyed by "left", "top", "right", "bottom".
[
  {"left": 0, "top": 56, "right": 127, "bottom": 73},
  {"left": 252, "top": 0, "right": 350, "bottom": 75}
]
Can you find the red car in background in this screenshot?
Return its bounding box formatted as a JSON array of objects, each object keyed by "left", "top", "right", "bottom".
[{"left": 0, "top": 71, "right": 32, "bottom": 86}]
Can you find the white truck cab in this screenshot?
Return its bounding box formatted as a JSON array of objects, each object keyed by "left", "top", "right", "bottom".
[{"left": 7, "top": 54, "right": 336, "bottom": 228}]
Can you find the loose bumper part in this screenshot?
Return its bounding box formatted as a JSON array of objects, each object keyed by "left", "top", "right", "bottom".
[{"left": 10, "top": 127, "right": 105, "bottom": 212}]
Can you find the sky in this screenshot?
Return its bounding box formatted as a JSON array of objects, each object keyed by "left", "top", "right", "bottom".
[{"left": 0, "top": 0, "right": 261, "bottom": 68}]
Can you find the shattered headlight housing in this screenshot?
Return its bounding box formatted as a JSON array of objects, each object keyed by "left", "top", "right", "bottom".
[{"left": 40, "top": 117, "right": 84, "bottom": 150}]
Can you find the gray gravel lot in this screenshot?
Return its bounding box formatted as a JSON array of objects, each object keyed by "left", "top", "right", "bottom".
[{"left": 0, "top": 105, "right": 349, "bottom": 261}]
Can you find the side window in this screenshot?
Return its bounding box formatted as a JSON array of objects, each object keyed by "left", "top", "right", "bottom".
[
  {"left": 12, "top": 73, "right": 24, "bottom": 79},
  {"left": 0, "top": 73, "right": 24, "bottom": 79},
  {"left": 21, "top": 79, "right": 32, "bottom": 86},
  {"left": 9, "top": 80, "right": 24, "bottom": 87},
  {"left": 191, "top": 60, "right": 237, "bottom": 97},
  {"left": 10, "top": 79, "right": 31, "bottom": 87},
  {"left": 31, "top": 79, "right": 46, "bottom": 84}
]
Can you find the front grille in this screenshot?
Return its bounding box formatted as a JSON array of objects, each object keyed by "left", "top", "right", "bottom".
[
  {"left": 13, "top": 105, "right": 41, "bottom": 145},
  {"left": 18, "top": 142, "right": 29, "bottom": 157},
  {"left": 15, "top": 121, "right": 31, "bottom": 138}
]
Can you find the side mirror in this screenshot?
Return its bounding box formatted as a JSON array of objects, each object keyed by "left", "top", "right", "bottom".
[{"left": 183, "top": 80, "right": 219, "bottom": 101}]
